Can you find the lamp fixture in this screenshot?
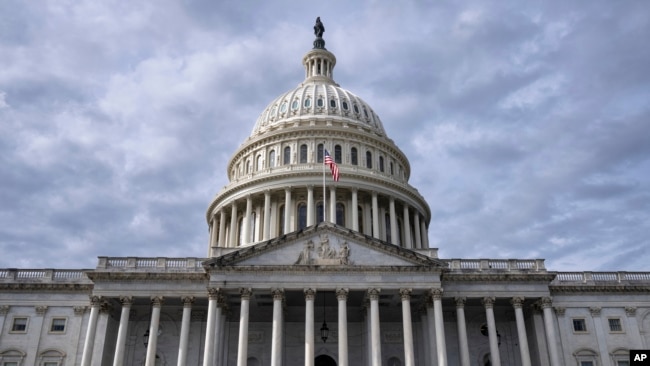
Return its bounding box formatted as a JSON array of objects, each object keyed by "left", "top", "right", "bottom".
[{"left": 320, "top": 292, "right": 329, "bottom": 342}]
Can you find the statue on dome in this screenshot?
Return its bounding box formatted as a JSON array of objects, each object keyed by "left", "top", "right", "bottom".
[{"left": 314, "top": 17, "right": 325, "bottom": 38}]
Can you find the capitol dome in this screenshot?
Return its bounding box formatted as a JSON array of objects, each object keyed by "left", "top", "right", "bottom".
[{"left": 206, "top": 21, "right": 431, "bottom": 254}]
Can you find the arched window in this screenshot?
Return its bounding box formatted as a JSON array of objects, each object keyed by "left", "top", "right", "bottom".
[
  {"left": 317, "top": 144, "right": 324, "bottom": 163},
  {"left": 298, "top": 203, "right": 307, "bottom": 229},
  {"left": 269, "top": 150, "right": 276, "bottom": 168},
  {"left": 246, "top": 160, "right": 251, "bottom": 174},
  {"left": 351, "top": 147, "right": 358, "bottom": 165},
  {"left": 336, "top": 203, "right": 345, "bottom": 226},
  {"left": 317, "top": 98, "right": 324, "bottom": 107},
  {"left": 366, "top": 151, "right": 373, "bottom": 169},
  {"left": 237, "top": 217, "right": 244, "bottom": 246},
  {"left": 385, "top": 213, "right": 392, "bottom": 242},
  {"left": 250, "top": 212, "right": 256, "bottom": 243},
  {"left": 397, "top": 218, "right": 403, "bottom": 246},
  {"left": 279, "top": 205, "right": 285, "bottom": 235},
  {"left": 358, "top": 205, "right": 364, "bottom": 233},
  {"left": 304, "top": 98, "right": 311, "bottom": 108},
  {"left": 316, "top": 202, "right": 324, "bottom": 223},
  {"left": 300, "top": 144, "right": 308, "bottom": 163},
  {"left": 334, "top": 145, "right": 342, "bottom": 164},
  {"left": 379, "top": 156, "right": 385, "bottom": 172},
  {"left": 390, "top": 162, "right": 394, "bottom": 175},
  {"left": 256, "top": 154, "right": 263, "bottom": 171},
  {"left": 283, "top": 146, "right": 291, "bottom": 165}
]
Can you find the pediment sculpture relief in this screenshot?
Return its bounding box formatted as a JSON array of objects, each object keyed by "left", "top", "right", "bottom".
[{"left": 295, "top": 234, "right": 352, "bottom": 265}]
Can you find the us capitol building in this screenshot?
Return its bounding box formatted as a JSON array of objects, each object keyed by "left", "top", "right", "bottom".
[{"left": 1, "top": 19, "right": 649, "bottom": 366}]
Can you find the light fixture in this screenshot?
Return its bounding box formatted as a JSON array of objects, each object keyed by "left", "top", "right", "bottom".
[{"left": 320, "top": 292, "right": 329, "bottom": 342}]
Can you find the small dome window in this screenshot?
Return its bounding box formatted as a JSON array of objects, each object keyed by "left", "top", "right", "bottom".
[
  {"left": 342, "top": 101, "right": 349, "bottom": 110},
  {"left": 330, "top": 99, "right": 336, "bottom": 108},
  {"left": 363, "top": 107, "right": 369, "bottom": 118},
  {"left": 280, "top": 102, "right": 288, "bottom": 113},
  {"left": 304, "top": 98, "right": 311, "bottom": 108},
  {"left": 291, "top": 100, "right": 299, "bottom": 110},
  {"left": 317, "top": 98, "right": 324, "bottom": 107},
  {"left": 353, "top": 104, "right": 360, "bottom": 114}
]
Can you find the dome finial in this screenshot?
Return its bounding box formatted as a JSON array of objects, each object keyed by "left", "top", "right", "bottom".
[{"left": 313, "top": 17, "right": 326, "bottom": 49}]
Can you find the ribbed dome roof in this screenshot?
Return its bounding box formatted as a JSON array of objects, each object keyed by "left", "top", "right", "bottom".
[{"left": 250, "top": 47, "right": 387, "bottom": 138}]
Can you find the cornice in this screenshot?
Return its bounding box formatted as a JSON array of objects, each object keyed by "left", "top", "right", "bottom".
[
  {"left": 86, "top": 272, "right": 208, "bottom": 282},
  {"left": 442, "top": 272, "right": 556, "bottom": 283},
  {"left": 210, "top": 265, "right": 444, "bottom": 274},
  {"left": 550, "top": 284, "right": 650, "bottom": 294},
  {"left": 0, "top": 283, "right": 94, "bottom": 292}
]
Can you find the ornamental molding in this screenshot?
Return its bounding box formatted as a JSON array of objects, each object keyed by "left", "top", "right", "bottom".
[
  {"left": 550, "top": 285, "right": 650, "bottom": 293},
  {"left": 442, "top": 273, "right": 555, "bottom": 282},
  {"left": 0, "top": 283, "right": 94, "bottom": 292},
  {"left": 86, "top": 272, "right": 208, "bottom": 282}
]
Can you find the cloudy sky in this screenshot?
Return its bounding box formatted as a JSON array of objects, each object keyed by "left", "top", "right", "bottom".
[{"left": 1, "top": 1, "right": 648, "bottom": 271}]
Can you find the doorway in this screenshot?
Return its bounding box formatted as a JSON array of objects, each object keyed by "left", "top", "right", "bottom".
[{"left": 315, "top": 354, "right": 337, "bottom": 366}]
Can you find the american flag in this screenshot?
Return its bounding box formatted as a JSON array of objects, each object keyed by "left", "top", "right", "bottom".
[{"left": 324, "top": 149, "right": 340, "bottom": 181}]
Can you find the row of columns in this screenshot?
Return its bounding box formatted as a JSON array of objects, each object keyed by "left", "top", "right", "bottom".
[
  {"left": 79, "top": 291, "right": 561, "bottom": 366},
  {"left": 209, "top": 188, "right": 429, "bottom": 249}
]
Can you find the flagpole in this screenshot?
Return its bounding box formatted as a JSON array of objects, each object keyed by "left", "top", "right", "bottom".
[{"left": 322, "top": 143, "right": 327, "bottom": 223}]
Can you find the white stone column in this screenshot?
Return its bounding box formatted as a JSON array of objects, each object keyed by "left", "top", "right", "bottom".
[
  {"left": 371, "top": 192, "right": 380, "bottom": 239},
  {"left": 177, "top": 296, "right": 194, "bottom": 366},
  {"left": 625, "top": 307, "right": 643, "bottom": 349},
  {"left": 0, "top": 305, "right": 9, "bottom": 342},
  {"left": 242, "top": 196, "right": 252, "bottom": 245},
  {"left": 211, "top": 217, "right": 219, "bottom": 247},
  {"left": 113, "top": 296, "right": 132, "bottom": 366},
  {"left": 511, "top": 297, "right": 532, "bottom": 366},
  {"left": 400, "top": 289, "right": 415, "bottom": 366},
  {"left": 432, "top": 289, "right": 447, "bottom": 366},
  {"left": 263, "top": 190, "right": 272, "bottom": 240},
  {"left": 455, "top": 297, "right": 470, "bottom": 366},
  {"left": 330, "top": 186, "right": 336, "bottom": 224},
  {"left": 351, "top": 189, "right": 359, "bottom": 231},
  {"left": 80, "top": 296, "right": 102, "bottom": 366},
  {"left": 307, "top": 186, "right": 315, "bottom": 226},
  {"left": 145, "top": 297, "right": 163, "bottom": 366},
  {"left": 203, "top": 289, "right": 220, "bottom": 366},
  {"left": 389, "top": 197, "right": 398, "bottom": 244},
  {"left": 426, "top": 301, "right": 437, "bottom": 365},
  {"left": 368, "top": 288, "right": 382, "bottom": 366},
  {"left": 229, "top": 202, "right": 238, "bottom": 247},
  {"left": 591, "top": 306, "right": 610, "bottom": 366},
  {"left": 305, "top": 288, "right": 316, "bottom": 366},
  {"left": 237, "top": 288, "right": 252, "bottom": 366},
  {"left": 218, "top": 209, "right": 227, "bottom": 247},
  {"left": 271, "top": 288, "right": 284, "bottom": 366},
  {"left": 482, "top": 297, "right": 501, "bottom": 366},
  {"left": 413, "top": 212, "right": 422, "bottom": 249},
  {"left": 284, "top": 188, "right": 292, "bottom": 234},
  {"left": 540, "top": 297, "right": 562, "bottom": 366},
  {"left": 402, "top": 205, "right": 412, "bottom": 248},
  {"left": 337, "top": 288, "right": 349, "bottom": 366},
  {"left": 419, "top": 306, "right": 431, "bottom": 366},
  {"left": 420, "top": 218, "right": 428, "bottom": 248}
]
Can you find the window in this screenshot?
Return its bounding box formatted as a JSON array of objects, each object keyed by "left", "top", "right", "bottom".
[
  {"left": 50, "top": 318, "right": 66, "bottom": 332},
  {"left": 316, "top": 202, "right": 324, "bottom": 223},
  {"left": 330, "top": 99, "right": 336, "bottom": 108},
  {"left": 317, "top": 98, "right": 324, "bottom": 107},
  {"left": 304, "top": 98, "right": 311, "bottom": 108},
  {"left": 390, "top": 162, "right": 394, "bottom": 175},
  {"left": 357, "top": 206, "right": 364, "bottom": 233},
  {"left": 334, "top": 145, "right": 342, "bottom": 164},
  {"left": 300, "top": 144, "right": 308, "bottom": 163},
  {"left": 342, "top": 101, "right": 349, "bottom": 110},
  {"left": 269, "top": 150, "right": 276, "bottom": 168},
  {"left": 608, "top": 318, "right": 623, "bottom": 332},
  {"left": 283, "top": 146, "right": 291, "bottom": 165},
  {"left": 580, "top": 362, "right": 594, "bottom": 366},
  {"left": 366, "top": 151, "right": 372, "bottom": 169},
  {"left": 385, "top": 214, "right": 392, "bottom": 242},
  {"left": 616, "top": 361, "right": 630, "bottom": 366},
  {"left": 256, "top": 155, "right": 263, "bottom": 171},
  {"left": 291, "top": 100, "right": 299, "bottom": 110},
  {"left": 351, "top": 147, "right": 358, "bottom": 165},
  {"left": 573, "top": 318, "right": 587, "bottom": 332},
  {"left": 279, "top": 206, "right": 285, "bottom": 235},
  {"left": 11, "top": 317, "right": 27, "bottom": 332},
  {"left": 5, "top": 363, "right": 19, "bottom": 366},
  {"left": 379, "top": 156, "right": 385, "bottom": 172},
  {"left": 353, "top": 104, "right": 359, "bottom": 114},
  {"left": 298, "top": 203, "right": 307, "bottom": 230},
  {"left": 246, "top": 160, "right": 251, "bottom": 174},
  {"left": 317, "top": 144, "right": 324, "bottom": 163},
  {"left": 574, "top": 349, "right": 598, "bottom": 366},
  {"left": 336, "top": 203, "right": 345, "bottom": 226}
]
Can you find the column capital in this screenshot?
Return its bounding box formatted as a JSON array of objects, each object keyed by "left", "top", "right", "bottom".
[
  {"left": 207, "top": 287, "right": 221, "bottom": 300},
  {"left": 89, "top": 295, "right": 103, "bottom": 307},
  {"left": 430, "top": 288, "right": 443, "bottom": 300},
  {"left": 625, "top": 306, "right": 637, "bottom": 317},
  {"left": 181, "top": 296, "right": 195, "bottom": 307},
  {"left": 589, "top": 307, "right": 601, "bottom": 317},
  {"left": 240, "top": 288, "right": 253, "bottom": 300},
  {"left": 539, "top": 296, "right": 553, "bottom": 309},
  {"left": 554, "top": 307, "right": 566, "bottom": 316},
  {"left": 399, "top": 288, "right": 412, "bottom": 301},
  {"left": 336, "top": 288, "right": 349, "bottom": 300},
  {"left": 151, "top": 296, "right": 164, "bottom": 307},
  {"left": 73, "top": 306, "right": 86, "bottom": 316},
  {"left": 0, "top": 305, "right": 10, "bottom": 315},
  {"left": 271, "top": 288, "right": 285, "bottom": 301},
  {"left": 454, "top": 297, "right": 466, "bottom": 308},
  {"left": 304, "top": 288, "right": 316, "bottom": 300},
  {"left": 511, "top": 296, "right": 525, "bottom": 308},
  {"left": 119, "top": 296, "right": 134, "bottom": 306},
  {"left": 367, "top": 288, "right": 381, "bottom": 300},
  {"left": 35, "top": 305, "right": 48, "bottom": 316},
  {"left": 481, "top": 296, "right": 496, "bottom": 309}
]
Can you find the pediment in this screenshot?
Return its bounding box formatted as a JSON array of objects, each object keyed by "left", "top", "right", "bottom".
[{"left": 203, "top": 223, "right": 446, "bottom": 269}]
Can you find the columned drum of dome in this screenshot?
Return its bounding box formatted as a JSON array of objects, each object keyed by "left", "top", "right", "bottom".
[{"left": 206, "top": 19, "right": 431, "bottom": 255}]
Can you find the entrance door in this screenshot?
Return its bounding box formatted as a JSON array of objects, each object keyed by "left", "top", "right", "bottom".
[{"left": 315, "top": 355, "right": 337, "bottom": 366}]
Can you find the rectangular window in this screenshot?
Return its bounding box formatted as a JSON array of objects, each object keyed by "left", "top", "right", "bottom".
[
  {"left": 616, "top": 361, "right": 630, "bottom": 366},
  {"left": 608, "top": 318, "right": 623, "bottom": 332},
  {"left": 11, "top": 317, "right": 27, "bottom": 332},
  {"left": 580, "top": 362, "right": 594, "bottom": 366},
  {"left": 4, "top": 363, "right": 19, "bottom": 366},
  {"left": 44, "top": 363, "right": 59, "bottom": 366},
  {"left": 573, "top": 318, "right": 587, "bottom": 332},
  {"left": 50, "top": 318, "right": 66, "bottom": 332}
]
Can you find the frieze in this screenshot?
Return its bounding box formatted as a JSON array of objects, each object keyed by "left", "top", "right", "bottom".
[{"left": 295, "top": 234, "right": 352, "bottom": 266}]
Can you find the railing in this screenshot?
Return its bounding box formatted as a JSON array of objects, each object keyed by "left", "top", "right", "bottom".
[
  {"left": 553, "top": 271, "right": 650, "bottom": 284},
  {"left": 97, "top": 257, "right": 207, "bottom": 271},
  {"left": 0, "top": 269, "right": 91, "bottom": 282},
  {"left": 446, "top": 259, "right": 546, "bottom": 272}
]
